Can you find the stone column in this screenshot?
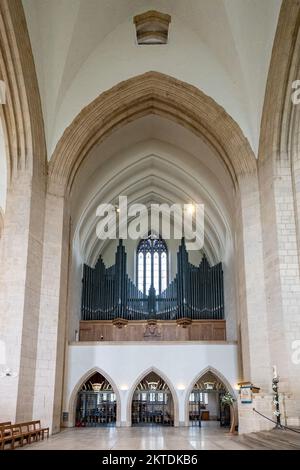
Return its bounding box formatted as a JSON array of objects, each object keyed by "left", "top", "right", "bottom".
[
  {"left": 236, "top": 172, "right": 272, "bottom": 391},
  {"left": 32, "top": 178, "right": 70, "bottom": 433},
  {"left": 259, "top": 154, "right": 300, "bottom": 417},
  {"left": 235, "top": 171, "right": 276, "bottom": 433},
  {"left": 291, "top": 109, "right": 300, "bottom": 275},
  {"left": 0, "top": 172, "right": 45, "bottom": 422}
]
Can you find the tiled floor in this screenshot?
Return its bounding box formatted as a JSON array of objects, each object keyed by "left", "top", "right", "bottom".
[{"left": 19, "top": 421, "right": 300, "bottom": 450}]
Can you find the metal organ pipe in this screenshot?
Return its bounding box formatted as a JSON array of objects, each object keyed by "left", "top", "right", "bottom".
[{"left": 81, "top": 239, "right": 224, "bottom": 321}]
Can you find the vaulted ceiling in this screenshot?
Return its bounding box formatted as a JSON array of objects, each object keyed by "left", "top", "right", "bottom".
[
  {"left": 72, "top": 115, "right": 233, "bottom": 265},
  {"left": 0, "top": 0, "right": 281, "bottom": 215},
  {"left": 22, "top": 0, "right": 281, "bottom": 158}
]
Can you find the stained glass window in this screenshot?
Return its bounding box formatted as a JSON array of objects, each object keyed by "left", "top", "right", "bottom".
[{"left": 137, "top": 234, "right": 168, "bottom": 295}]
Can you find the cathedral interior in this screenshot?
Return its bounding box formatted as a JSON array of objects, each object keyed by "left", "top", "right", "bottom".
[{"left": 0, "top": 0, "right": 300, "bottom": 452}]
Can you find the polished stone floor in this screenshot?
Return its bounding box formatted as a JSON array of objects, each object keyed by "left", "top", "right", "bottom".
[{"left": 20, "top": 422, "right": 300, "bottom": 450}]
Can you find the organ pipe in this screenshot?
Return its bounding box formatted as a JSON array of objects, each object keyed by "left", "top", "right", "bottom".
[{"left": 81, "top": 238, "right": 224, "bottom": 321}]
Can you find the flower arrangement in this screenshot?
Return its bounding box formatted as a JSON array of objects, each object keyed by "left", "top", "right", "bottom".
[{"left": 221, "top": 392, "right": 235, "bottom": 406}]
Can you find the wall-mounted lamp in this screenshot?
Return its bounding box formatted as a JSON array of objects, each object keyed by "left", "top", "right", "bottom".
[
  {"left": 0, "top": 367, "right": 17, "bottom": 378},
  {"left": 120, "top": 385, "right": 129, "bottom": 391},
  {"left": 177, "top": 384, "right": 186, "bottom": 391}
]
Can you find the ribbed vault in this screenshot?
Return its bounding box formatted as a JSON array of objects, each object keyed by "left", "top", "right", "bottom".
[{"left": 70, "top": 116, "right": 233, "bottom": 266}]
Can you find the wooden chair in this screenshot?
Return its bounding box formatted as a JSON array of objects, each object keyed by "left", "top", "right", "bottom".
[
  {"left": 0, "top": 426, "right": 13, "bottom": 450},
  {"left": 19, "top": 422, "right": 39, "bottom": 445},
  {"left": 0, "top": 424, "right": 22, "bottom": 450},
  {"left": 12, "top": 424, "right": 24, "bottom": 448},
  {"left": 33, "top": 420, "right": 49, "bottom": 440},
  {"left": 0, "top": 422, "right": 11, "bottom": 427},
  {"left": 0, "top": 420, "right": 49, "bottom": 450}
]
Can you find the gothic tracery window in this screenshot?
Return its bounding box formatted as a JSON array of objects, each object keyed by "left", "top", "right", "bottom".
[{"left": 137, "top": 234, "right": 168, "bottom": 295}]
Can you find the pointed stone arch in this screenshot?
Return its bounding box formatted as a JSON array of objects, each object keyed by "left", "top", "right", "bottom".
[
  {"left": 68, "top": 367, "right": 121, "bottom": 427},
  {"left": 49, "top": 71, "right": 257, "bottom": 194},
  {"left": 41, "top": 72, "right": 267, "bottom": 432},
  {"left": 0, "top": 0, "right": 46, "bottom": 178},
  {"left": 184, "top": 365, "right": 237, "bottom": 426},
  {"left": 127, "top": 366, "right": 179, "bottom": 427}
]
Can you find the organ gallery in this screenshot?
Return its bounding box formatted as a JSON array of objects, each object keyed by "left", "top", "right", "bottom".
[{"left": 80, "top": 237, "right": 225, "bottom": 342}]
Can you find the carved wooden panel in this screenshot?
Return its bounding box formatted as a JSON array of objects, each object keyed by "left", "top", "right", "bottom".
[{"left": 79, "top": 320, "right": 226, "bottom": 342}]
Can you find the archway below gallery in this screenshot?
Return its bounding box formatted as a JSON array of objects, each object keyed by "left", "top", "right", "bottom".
[
  {"left": 75, "top": 372, "right": 117, "bottom": 427},
  {"left": 130, "top": 370, "right": 176, "bottom": 427},
  {"left": 68, "top": 367, "right": 121, "bottom": 428},
  {"left": 185, "top": 367, "right": 237, "bottom": 428}
]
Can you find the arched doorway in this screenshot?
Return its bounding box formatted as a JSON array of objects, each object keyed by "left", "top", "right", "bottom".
[
  {"left": 43, "top": 71, "right": 264, "bottom": 433},
  {"left": 188, "top": 371, "right": 230, "bottom": 428},
  {"left": 75, "top": 372, "right": 117, "bottom": 427},
  {"left": 131, "top": 371, "right": 174, "bottom": 426}
]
